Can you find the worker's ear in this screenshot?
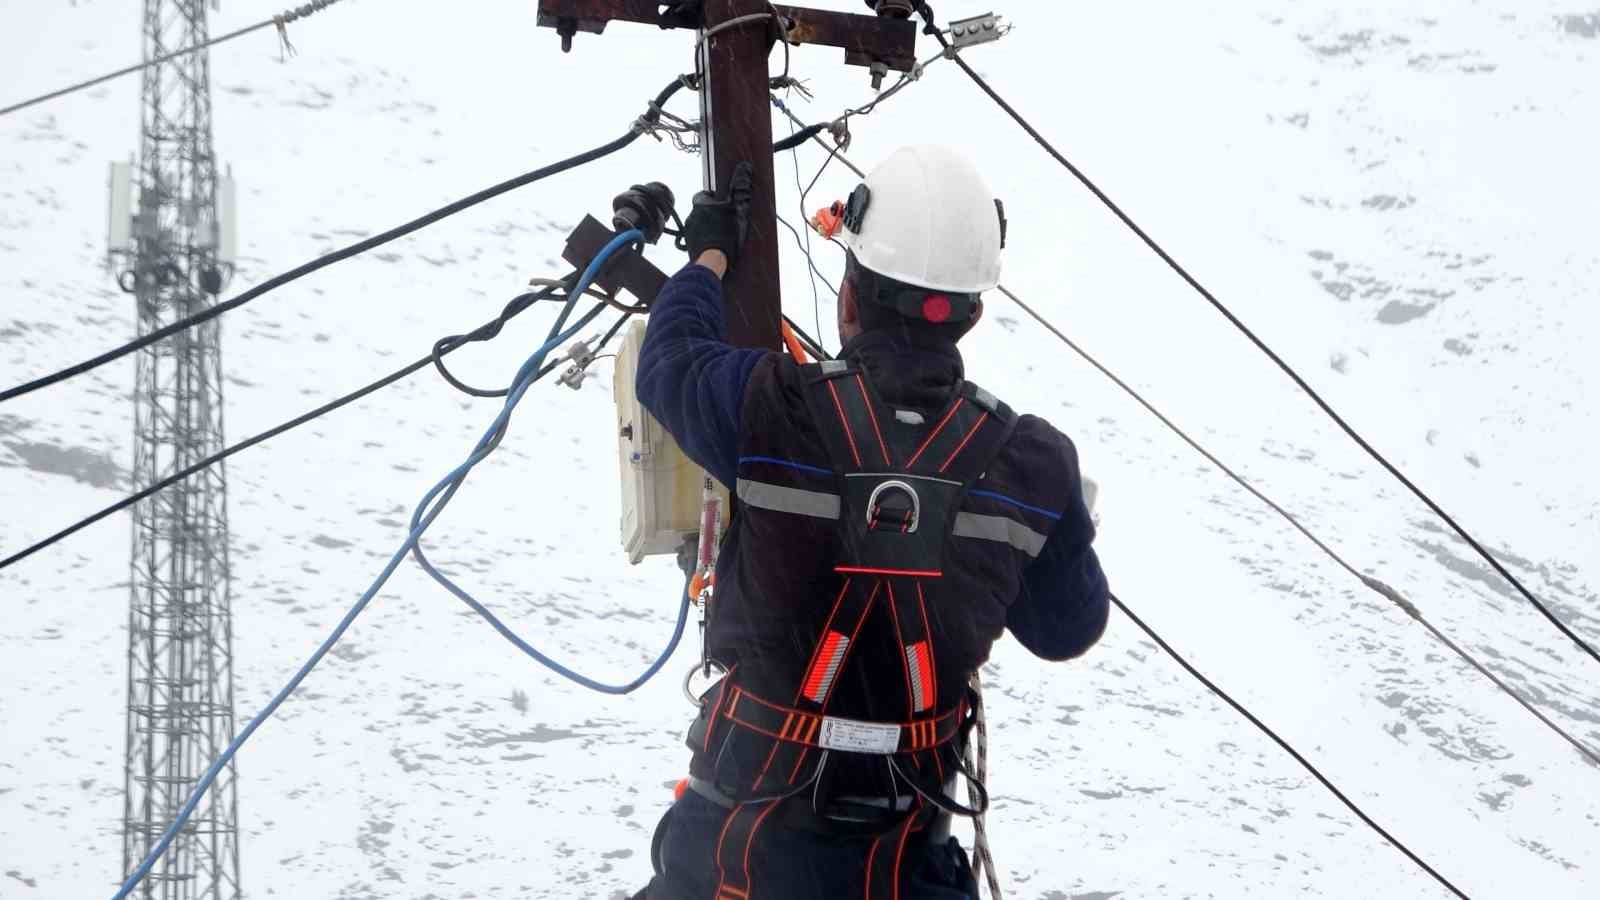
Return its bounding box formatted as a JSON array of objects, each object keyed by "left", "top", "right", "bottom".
[{"left": 839, "top": 277, "right": 861, "bottom": 332}]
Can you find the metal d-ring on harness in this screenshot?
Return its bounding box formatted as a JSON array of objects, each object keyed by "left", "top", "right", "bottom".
[{"left": 687, "top": 359, "right": 1017, "bottom": 899}]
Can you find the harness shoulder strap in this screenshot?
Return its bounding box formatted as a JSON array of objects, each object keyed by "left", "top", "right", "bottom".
[
  {"left": 903, "top": 380, "right": 1017, "bottom": 481},
  {"left": 802, "top": 361, "right": 894, "bottom": 472}
]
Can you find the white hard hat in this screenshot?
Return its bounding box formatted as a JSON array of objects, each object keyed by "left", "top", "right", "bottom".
[{"left": 837, "top": 145, "right": 1005, "bottom": 294}]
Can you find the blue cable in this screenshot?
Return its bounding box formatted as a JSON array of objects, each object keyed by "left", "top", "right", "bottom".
[{"left": 113, "top": 229, "right": 686, "bottom": 898}]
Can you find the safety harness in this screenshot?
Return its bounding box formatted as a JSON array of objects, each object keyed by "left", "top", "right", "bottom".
[{"left": 685, "top": 359, "right": 1018, "bottom": 899}]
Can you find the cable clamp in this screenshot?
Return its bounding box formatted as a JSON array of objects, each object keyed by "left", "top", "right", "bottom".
[
  {"left": 947, "top": 12, "right": 1010, "bottom": 49},
  {"left": 770, "top": 75, "right": 813, "bottom": 99},
  {"left": 828, "top": 117, "right": 853, "bottom": 152},
  {"left": 557, "top": 338, "right": 597, "bottom": 390},
  {"left": 1363, "top": 576, "right": 1422, "bottom": 620}
]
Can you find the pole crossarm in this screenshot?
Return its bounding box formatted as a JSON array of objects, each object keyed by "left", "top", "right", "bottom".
[{"left": 535, "top": 0, "right": 917, "bottom": 70}]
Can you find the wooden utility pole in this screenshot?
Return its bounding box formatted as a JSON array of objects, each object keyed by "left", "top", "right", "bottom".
[
  {"left": 536, "top": 0, "right": 917, "bottom": 350},
  {"left": 700, "top": 0, "right": 782, "bottom": 348}
]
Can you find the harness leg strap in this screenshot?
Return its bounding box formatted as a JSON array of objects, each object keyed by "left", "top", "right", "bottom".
[{"left": 864, "top": 806, "right": 930, "bottom": 900}]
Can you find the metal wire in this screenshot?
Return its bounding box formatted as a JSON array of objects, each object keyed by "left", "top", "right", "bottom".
[
  {"left": 0, "top": 0, "right": 348, "bottom": 118},
  {"left": 920, "top": 6, "right": 1600, "bottom": 669}
]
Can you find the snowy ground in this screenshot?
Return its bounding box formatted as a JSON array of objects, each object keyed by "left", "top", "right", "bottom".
[{"left": 2, "top": 0, "right": 1597, "bottom": 897}]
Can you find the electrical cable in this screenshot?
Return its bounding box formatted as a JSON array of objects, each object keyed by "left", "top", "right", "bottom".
[
  {"left": 431, "top": 275, "right": 618, "bottom": 399},
  {"left": 800, "top": 140, "right": 841, "bottom": 207},
  {"left": 432, "top": 288, "right": 566, "bottom": 399},
  {"left": 1, "top": 76, "right": 691, "bottom": 406},
  {"left": 776, "top": 213, "right": 840, "bottom": 300},
  {"left": 3, "top": 265, "right": 650, "bottom": 573},
  {"left": 406, "top": 240, "right": 690, "bottom": 691},
  {"left": 838, "top": 49, "right": 945, "bottom": 120},
  {"left": 995, "top": 284, "right": 1600, "bottom": 767},
  {"left": 914, "top": 5, "right": 1600, "bottom": 668},
  {"left": 772, "top": 97, "right": 869, "bottom": 181},
  {"left": 773, "top": 121, "right": 829, "bottom": 153},
  {"left": 1109, "top": 592, "right": 1470, "bottom": 899},
  {"left": 111, "top": 230, "right": 684, "bottom": 899},
  {"left": 0, "top": 279, "right": 574, "bottom": 574},
  {"left": 768, "top": 112, "right": 1598, "bottom": 772},
  {"left": 783, "top": 116, "right": 830, "bottom": 346},
  {"left": 0, "top": 0, "right": 349, "bottom": 119}
]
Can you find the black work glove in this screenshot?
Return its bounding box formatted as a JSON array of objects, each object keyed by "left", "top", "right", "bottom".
[{"left": 684, "top": 161, "right": 754, "bottom": 272}]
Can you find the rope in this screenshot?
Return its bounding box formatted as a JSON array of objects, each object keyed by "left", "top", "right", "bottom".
[
  {"left": 0, "top": 0, "right": 348, "bottom": 118},
  {"left": 996, "top": 284, "right": 1600, "bottom": 767},
  {"left": 1110, "top": 592, "right": 1470, "bottom": 899},
  {"left": 111, "top": 231, "right": 684, "bottom": 898},
  {"left": 915, "top": 6, "right": 1600, "bottom": 669},
  {"left": 966, "top": 671, "right": 1003, "bottom": 900},
  {"left": 0, "top": 76, "right": 691, "bottom": 405}
]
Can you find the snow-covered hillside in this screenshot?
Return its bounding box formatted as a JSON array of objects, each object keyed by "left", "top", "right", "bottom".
[{"left": 2, "top": 1, "right": 1596, "bottom": 897}]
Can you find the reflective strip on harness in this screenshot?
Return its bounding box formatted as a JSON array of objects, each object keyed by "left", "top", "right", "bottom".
[
  {"left": 802, "top": 630, "right": 850, "bottom": 703},
  {"left": 904, "top": 641, "right": 933, "bottom": 713},
  {"left": 952, "top": 511, "right": 1049, "bottom": 557},
  {"left": 735, "top": 478, "right": 841, "bottom": 520}
]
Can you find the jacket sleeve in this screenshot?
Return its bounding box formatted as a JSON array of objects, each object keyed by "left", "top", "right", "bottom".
[
  {"left": 634, "top": 263, "right": 770, "bottom": 490},
  {"left": 1005, "top": 431, "right": 1110, "bottom": 662}
]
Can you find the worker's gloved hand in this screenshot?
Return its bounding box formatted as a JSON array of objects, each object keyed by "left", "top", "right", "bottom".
[{"left": 684, "top": 161, "right": 754, "bottom": 273}]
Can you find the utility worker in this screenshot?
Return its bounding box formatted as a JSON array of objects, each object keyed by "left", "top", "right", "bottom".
[{"left": 632, "top": 146, "right": 1109, "bottom": 899}]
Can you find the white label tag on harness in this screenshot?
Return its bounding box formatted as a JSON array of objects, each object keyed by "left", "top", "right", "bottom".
[{"left": 818, "top": 717, "right": 901, "bottom": 754}]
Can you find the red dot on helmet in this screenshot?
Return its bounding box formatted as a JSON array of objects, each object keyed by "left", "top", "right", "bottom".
[{"left": 922, "top": 294, "right": 952, "bottom": 323}]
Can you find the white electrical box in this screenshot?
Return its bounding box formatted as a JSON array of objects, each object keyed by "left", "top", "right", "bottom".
[
  {"left": 614, "top": 321, "right": 729, "bottom": 564},
  {"left": 216, "top": 171, "right": 238, "bottom": 266},
  {"left": 107, "top": 161, "right": 133, "bottom": 258}
]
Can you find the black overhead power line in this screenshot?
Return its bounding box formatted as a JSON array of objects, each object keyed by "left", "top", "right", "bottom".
[
  {"left": 915, "top": 6, "right": 1600, "bottom": 669},
  {"left": 4, "top": 75, "right": 864, "bottom": 410},
  {"left": 998, "top": 284, "right": 1600, "bottom": 769},
  {"left": 1110, "top": 593, "right": 1471, "bottom": 899},
  {"left": 0, "top": 76, "right": 692, "bottom": 406},
  {"left": 0, "top": 0, "right": 349, "bottom": 119}
]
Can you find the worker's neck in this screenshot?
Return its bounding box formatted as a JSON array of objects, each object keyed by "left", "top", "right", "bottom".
[
  {"left": 839, "top": 328, "right": 965, "bottom": 411},
  {"left": 841, "top": 326, "right": 963, "bottom": 361}
]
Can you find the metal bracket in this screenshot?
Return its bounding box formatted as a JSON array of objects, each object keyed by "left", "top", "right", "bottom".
[
  {"left": 947, "top": 11, "right": 1009, "bottom": 50},
  {"left": 536, "top": 1, "right": 918, "bottom": 71},
  {"left": 561, "top": 214, "right": 668, "bottom": 302}
]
